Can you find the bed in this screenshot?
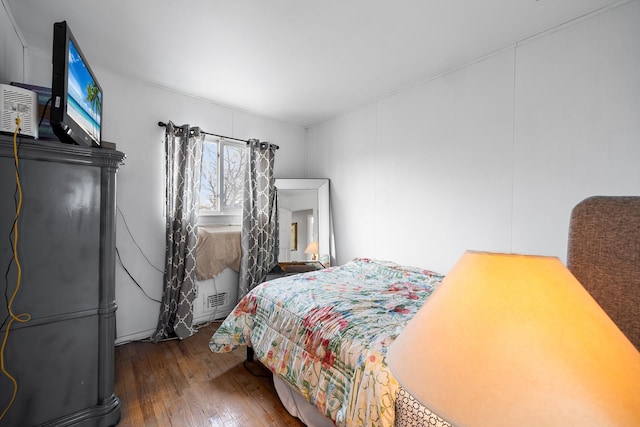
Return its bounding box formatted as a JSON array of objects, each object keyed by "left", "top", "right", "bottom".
[
  {"left": 209, "top": 195, "right": 640, "bottom": 426},
  {"left": 209, "top": 258, "right": 444, "bottom": 426}
]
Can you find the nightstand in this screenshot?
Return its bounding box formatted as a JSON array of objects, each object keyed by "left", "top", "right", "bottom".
[{"left": 265, "top": 261, "right": 324, "bottom": 281}]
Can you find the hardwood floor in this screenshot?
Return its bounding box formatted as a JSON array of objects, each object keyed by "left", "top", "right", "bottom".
[{"left": 114, "top": 322, "right": 305, "bottom": 427}]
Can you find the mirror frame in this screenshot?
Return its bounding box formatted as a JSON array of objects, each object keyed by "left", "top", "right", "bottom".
[{"left": 275, "top": 178, "right": 333, "bottom": 265}]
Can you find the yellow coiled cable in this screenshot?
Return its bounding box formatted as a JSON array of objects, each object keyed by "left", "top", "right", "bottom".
[{"left": 0, "top": 117, "right": 32, "bottom": 420}]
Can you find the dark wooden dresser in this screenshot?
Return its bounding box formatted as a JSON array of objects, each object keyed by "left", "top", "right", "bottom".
[{"left": 0, "top": 133, "right": 123, "bottom": 426}]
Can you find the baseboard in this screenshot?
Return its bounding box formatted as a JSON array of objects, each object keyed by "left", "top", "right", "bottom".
[
  {"left": 114, "top": 314, "right": 231, "bottom": 345},
  {"left": 115, "top": 328, "right": 155, "bottom": 345},
  {"left": 193, "top": 308, "right": 232, "bottom": 326}
]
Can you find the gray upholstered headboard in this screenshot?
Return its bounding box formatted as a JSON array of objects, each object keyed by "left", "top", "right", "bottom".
[{"left": 567, "top": 196, "right": 640, "bottom": 351}]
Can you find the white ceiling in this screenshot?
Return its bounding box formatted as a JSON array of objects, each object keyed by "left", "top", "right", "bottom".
[{"left": 6, "top": 0, "right": 623, "bottom": 127}]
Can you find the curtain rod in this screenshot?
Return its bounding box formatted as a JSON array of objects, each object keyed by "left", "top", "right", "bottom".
[{"left": 157, "top": 121, "right": 279, "bottom": 149}]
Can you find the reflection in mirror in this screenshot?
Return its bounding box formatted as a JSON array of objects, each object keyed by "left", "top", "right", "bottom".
[{"left": 275, "top": 178, "right": 333, "bottom": 266}]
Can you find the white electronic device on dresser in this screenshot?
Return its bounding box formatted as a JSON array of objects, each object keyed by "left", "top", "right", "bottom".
[{"left": 0, "top": 83, "right": 38, "bottom": 138}]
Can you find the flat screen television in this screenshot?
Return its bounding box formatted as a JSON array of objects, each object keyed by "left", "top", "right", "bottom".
[{"left": 51, "top": 21, "right": 102, "bottom": 147}]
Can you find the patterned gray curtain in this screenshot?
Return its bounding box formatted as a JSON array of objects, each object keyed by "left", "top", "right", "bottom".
[
  {"left": 152, "top": 122, "right": 204, "bottom": 341},
  {"left": 239, "top": 139, "right": 279, "bottom": 298}
]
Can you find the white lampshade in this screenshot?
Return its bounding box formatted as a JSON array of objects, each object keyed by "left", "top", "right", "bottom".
[
  {"left": 304, "top": 241, "right": 319, "bottom": 254},
  {"left": 304, "top": 241, "right": 319, "bottom": 260},
  {"left": 388, "top": 251, "right": 640, "bottom": 426}
]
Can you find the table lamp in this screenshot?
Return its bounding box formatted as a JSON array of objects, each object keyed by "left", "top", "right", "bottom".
[
  {"left": 388, "top": 251, "right": 640, "bottom": 426},
  {"left": 305, "top": 241, "right": 319, "bottom": 261}
]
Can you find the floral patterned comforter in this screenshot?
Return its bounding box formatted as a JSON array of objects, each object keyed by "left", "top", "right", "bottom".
[{"left": 209, "top": 258, "right": 444, "bottom": 427}]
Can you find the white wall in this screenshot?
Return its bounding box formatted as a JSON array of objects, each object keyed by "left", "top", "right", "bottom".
[
  {"left": 0, "top": 2, "right": 25, "bottom": 85},
  {"left": 307, "top": 2, "right": 640, "bottom": 275},
  {"left": 23, "top": 47, "right": 307, "bottom": 343}
]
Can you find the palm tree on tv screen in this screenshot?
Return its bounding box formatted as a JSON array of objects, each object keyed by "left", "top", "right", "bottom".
[{"left": 85, "top": 81, "right": 101, "bottom": 118}]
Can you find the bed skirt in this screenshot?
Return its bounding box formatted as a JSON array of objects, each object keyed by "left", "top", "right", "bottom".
[{"left": 273, "top": 376, "right": 334, "bottom": 427}]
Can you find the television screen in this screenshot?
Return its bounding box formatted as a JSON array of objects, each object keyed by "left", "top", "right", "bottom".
[
  {"left": 51, "top": 21, "right": 102, "bottom": 147},
  {"left": 66, "top": 39, "right": 101, "bottom": 144}
]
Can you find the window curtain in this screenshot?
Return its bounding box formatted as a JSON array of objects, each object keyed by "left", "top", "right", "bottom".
[
  {"left": 239, "top": 139, "right": 279, "bottom": 298},
  {"left": 152, "top": 122, "right": 203, "bottom": 341}
]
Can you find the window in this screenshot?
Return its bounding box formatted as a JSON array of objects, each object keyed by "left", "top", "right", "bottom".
[{"left": 199, "top": 136, "right": 246, "bottom": 215}]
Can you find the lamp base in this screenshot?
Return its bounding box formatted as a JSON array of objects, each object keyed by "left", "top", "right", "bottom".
[{"left": 395, "top": 386, "right": 453, "bottom": 427}]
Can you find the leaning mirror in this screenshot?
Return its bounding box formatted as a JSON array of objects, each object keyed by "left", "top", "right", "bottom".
[{"left": 275, "top": 178, "right": 333, "bottom": 266}]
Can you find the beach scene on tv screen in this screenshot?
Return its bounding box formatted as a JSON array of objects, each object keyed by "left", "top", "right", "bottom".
[{"left": 67, "top": 39, "right": 101, "bottom": 142}]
